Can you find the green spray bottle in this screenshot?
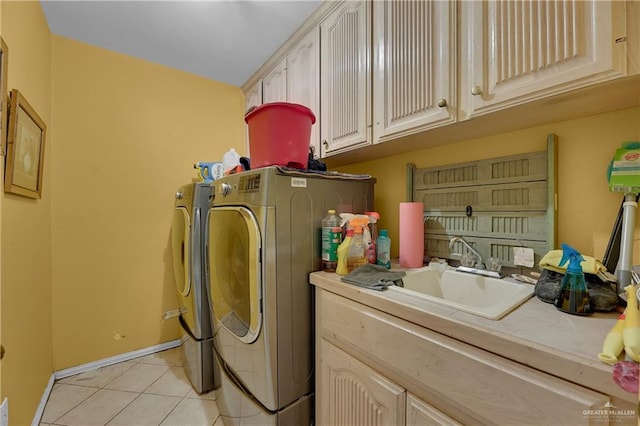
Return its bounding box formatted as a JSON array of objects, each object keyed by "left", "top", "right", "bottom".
[{"left": 555, "top": 244, "right": 592, "bottom": 315}]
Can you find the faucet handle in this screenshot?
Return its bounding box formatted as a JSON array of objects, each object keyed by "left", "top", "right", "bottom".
[
  {"left": 487, "top": 257, "right": 502, "bottom": 272},
  {"left": 460, "top": 253, "right": 476, "bottom": 268}
]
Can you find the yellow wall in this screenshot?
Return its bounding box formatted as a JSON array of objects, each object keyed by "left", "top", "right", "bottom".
[
  {"left": 338, "top": 107, "right": 640, "bottom": 262},
  {"left": 0, "top": 1, "right": 638, "bottom": 424},
  {"left": 50, "top": 36, "right": 245, "bottom": 370},
  {"left": 0, "top": 1, "right": 53, "bottom": 424}
]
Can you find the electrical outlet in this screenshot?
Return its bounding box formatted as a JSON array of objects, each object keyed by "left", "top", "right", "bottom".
[
  {"left": 1, "top": 397, "right": 8, "bottom": 426},
  {"left": 163, "top": 309, "right": 180, "bottom": 320}
]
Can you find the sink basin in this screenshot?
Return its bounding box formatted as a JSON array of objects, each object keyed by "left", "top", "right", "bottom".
[{"left": 388, "top": 267, "right": 534, "bottom": 320}]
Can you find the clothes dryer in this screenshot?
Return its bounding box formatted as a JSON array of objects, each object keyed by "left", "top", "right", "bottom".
[
  {"left": 171, "top": 182, "right": 218, "bottom": 393},
  {"left": 207, "top": 167, "right": 375, "bottom": 425}
]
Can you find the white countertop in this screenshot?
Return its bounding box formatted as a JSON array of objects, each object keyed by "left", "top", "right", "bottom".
[{"left": 310, "top": 270, "right": 636, "bottom": 403}]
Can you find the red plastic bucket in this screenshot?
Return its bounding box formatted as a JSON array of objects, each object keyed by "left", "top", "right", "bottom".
[{"left": 244, "top": 102, "right": 316, "bottom": 170}]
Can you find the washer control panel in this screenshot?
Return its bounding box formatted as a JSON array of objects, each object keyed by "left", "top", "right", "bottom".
[{"left": 239, "top": 174, "right": 261, "bottom": 193}]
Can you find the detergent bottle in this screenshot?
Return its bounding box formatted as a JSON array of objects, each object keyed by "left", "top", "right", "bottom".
[
  {"left": 554, "top": 244, "right": 592, "bottom": 315},
  {"left": 194, "top": 162, "right": 223, "bottom": 182},
  {"left": 223, "top": 148, "right": 241, "bottom": 174}
]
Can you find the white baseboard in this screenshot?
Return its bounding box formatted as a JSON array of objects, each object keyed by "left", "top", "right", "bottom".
[
  {"left": 32, "top": 339, "right": 181, "bottom": 425},
  {"left": 31, "top": 375, "right": 54, "bottom": 426},
  {"left": 54, "top": 339, "right": 181, "bottom": 380}
]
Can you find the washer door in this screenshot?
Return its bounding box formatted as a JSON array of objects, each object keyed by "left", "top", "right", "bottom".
[
  {"left": 208, "top": 206, "right": 262, "bottom": 344},
  {"left": 171, "top": 207, "right": 191, "bottom": 297}
]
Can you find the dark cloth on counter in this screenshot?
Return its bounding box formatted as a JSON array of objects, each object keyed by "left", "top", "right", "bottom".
[
  {"left": 341, "top": 264, "right": 406, "bottom": 291},
  {"left": 534, "top": 268, "right": 619, "bottom": 311}
]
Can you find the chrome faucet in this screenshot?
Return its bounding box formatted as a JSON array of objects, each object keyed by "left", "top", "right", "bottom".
[{"left": 449, "top": 236, "right": 484, "bottom": 269}]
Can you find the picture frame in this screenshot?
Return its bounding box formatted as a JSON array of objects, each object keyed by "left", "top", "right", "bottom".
[
  {"left": 0, "top": 37, "right": 8, "bottom": 156},
  {"left": 5, "top": 89, "right": 47, "bottom": 199}
]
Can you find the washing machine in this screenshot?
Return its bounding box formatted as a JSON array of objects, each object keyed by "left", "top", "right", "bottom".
[
  {"left": 171, "top": 182, "right": 218, "bottom": 394},
  {"left": 207, "top": 167, "right": 375, "bottom": 425}
]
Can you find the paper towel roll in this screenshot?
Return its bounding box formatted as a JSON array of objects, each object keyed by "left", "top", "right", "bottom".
[{"left": 399, "top": 202, "right": 424, "bottom": 268}]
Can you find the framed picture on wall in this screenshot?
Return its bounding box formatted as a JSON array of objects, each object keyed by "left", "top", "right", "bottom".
[
  {"left": 0, "top": 37, "right": 8, "bottom": 157},
  {"left": 4, "top": 89, "right": 47, "bottom": 199}
]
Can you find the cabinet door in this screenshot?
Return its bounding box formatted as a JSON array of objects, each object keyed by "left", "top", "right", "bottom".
[
  {"left": 460, "top": 0, "right": 626, "bottom": 119},
  {"left": 407, "top": 393, "right": 462, "bottom": 426},
  {"left": 244, "top": 81, "right": 262, "bottom": 156},
  {"left": 317, "top": 340, "right": 405, "bottom": 426},
  {"left": 373, "top": 0, "right": 455, "bottom": 143},
  {"left": 262, "top": 58, "right": 287, "bottom": 103},
  {"left": 244, "top": 80, "right": 262, "bottom": 111},
  {"left": 288, "top": 28, "right": 320, "bottom": 158},
  {"left": 320, "top": 1, "right": 371, "bottom": 157}
]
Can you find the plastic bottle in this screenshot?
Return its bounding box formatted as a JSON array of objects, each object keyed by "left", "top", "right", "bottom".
[
  {"left": 365, "top": 212, "right": 380, "bottom": 264},
  {"left": 347, "top": 218, "right": 369, "bottom": 272},
  {"left": 321, "top": 209, "right": 342, "bottom": 272},
  {"left": 554, "top": 243, "right": 592, "bottom": 315},
  {"left": 336, "top": 229, "right": 354, "bottom": 275},
  {"left": 376, "top": 229, "right": 391, "bottom": 269},
  {"left": 222, "top": 148, "right": 241, "bottom": 171}
]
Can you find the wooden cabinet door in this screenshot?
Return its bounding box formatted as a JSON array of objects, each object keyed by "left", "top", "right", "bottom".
[
  {"left": 288, "top": 28, "right": 320, "bottom": 158},
  {"left": 262, "top": 58, "right": 287, "bottom": 103},
  {"left": 317, "top": 340, "right": 405, "bottom": 426},
  {"left": 320, "top": 0, "right": 371, "bottom": 157},
  {"left": 460, "top": 0, "right": 626, "bottom": 119},
  {"left": 373, "top": 0, "right": 456, "bottom": 143},
  {"left": 406, "top": 393, "right": 462, "bottom": 426}
]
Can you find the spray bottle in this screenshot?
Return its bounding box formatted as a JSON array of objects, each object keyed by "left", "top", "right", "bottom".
[
  {"left": 347, "top": 217, "right": 369, "bottom": 272},
  {"left": 554, "top": 243, "right": 592, "bottom": 315},
  {"left": 336, "top": 229, "right": 354, "bottom": 275}
]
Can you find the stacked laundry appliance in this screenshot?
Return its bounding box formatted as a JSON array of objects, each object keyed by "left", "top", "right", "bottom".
[{"left": 171, "top": 182, "right": 218, "bottom": 393}]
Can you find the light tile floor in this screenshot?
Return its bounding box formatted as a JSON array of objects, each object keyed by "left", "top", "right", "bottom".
[{"left": 39, "top": 347, "right": 223, "bottom": 426}]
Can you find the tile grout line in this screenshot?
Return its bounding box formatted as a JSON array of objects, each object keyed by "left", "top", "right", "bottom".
[
  {"left": 44, "top": 348, "right": 212, "bottom": 426},
  {"left": 46, "top": 384, "right": 98, "bottom": 426}
]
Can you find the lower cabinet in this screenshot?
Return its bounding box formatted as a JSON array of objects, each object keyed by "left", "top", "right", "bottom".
[
  {"left": 319, "top": 341, "right": 406, "bottom": 425},
  {"left": 315, "top": 288, "right": 619, "bottom": 426},
  {"left": 319, "top": 340, "right": 461, "bottom": 426}
]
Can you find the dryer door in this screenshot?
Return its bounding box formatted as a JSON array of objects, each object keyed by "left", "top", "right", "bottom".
[
  {"left": 171, "top": 207, "right": 191, "bottom": 297},
  {"left": 208, "top": 206, "right": 262, "bottom": 344}
]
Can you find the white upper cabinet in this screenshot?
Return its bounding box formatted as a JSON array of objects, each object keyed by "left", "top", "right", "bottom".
[
  {"left": 320, "top": 1, "right": 371, "bottom": 156},
  {"left": 373, "top": 0, "right": 456, "bottom": 143},
  {"left": 288, "top": 28, "right": 321, "bottom": 158},
  {"left": 460, "top": 0, "right": 627, "bottom": 119},
  {"left": 262, "top": 58, "right": 288, "bottom": 104},
  {"left": 244, "top": 81, "right": 262, "bottom": 157},
  {"left": 244, "top": 80, "right": 262, "bottom": 112}
]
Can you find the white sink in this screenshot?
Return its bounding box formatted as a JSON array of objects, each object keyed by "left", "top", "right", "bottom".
[{"left": 388, "top": 267, "right": 534, "bottom": 320}]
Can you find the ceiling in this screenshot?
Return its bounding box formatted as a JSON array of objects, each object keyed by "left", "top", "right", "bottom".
[{"left": 41, "top": 0, "right": 322, "bottom": 87}]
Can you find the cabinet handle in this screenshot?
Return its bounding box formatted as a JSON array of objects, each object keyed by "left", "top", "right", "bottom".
[
  {"left": 1, "top": 345, "right": 4, "bottom": 360},
  {"left": 322, "top": 140, "right": 329, "bottom": 148},
  {"left": 437, "top": 99, "right": 448, "bottom": 108},
  {"left": 471, "top": 86, "right": 483, "bottom": 96}
]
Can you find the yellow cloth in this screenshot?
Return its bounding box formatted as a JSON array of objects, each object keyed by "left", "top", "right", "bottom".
[{"left": 539, "top": 250, "right": 607, "bottom": 274}]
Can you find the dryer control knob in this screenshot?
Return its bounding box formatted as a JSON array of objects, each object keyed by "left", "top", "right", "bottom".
[
  {"left": 175, "top": 191, "right": 183, "bottom": 199},
  {"left": 220, "top": 183, "right": 232, "bottom": 196}
]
